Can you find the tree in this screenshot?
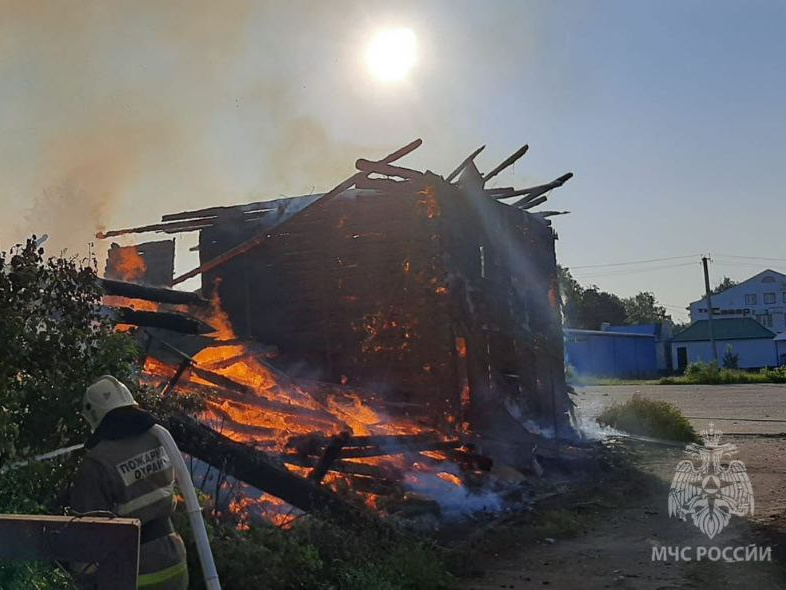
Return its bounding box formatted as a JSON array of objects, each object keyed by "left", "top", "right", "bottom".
[
  {"left": 622, "top": 292, "right": 671, "bottom": 325},
  {"left": 0, "top": 237, "right": 140, "bottom": 466},
  {"left": 722, "top": 345, "right": 739, "bottom": 369},
  {"left": 712, "top": 276, "right": 738, "bottom": 295},
  {"left": 577, "top": 287, "right": 627, "bottom": 329},
  {"left": 558, "top": 267, "right": 627, "bottom": 330}
]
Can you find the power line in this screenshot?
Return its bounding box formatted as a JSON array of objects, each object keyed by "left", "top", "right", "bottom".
[
  {"left": 572, "top": 261, "right": 697, "bottom": 280},
  {"left": 569, "top": 254, "right": 699, "bottom": 270},
  {"left": 714, "top": 253, "right": 786, "bottom": 263},
  {"left": 712, "top": 260, "right": 775, "bottom": 269}
]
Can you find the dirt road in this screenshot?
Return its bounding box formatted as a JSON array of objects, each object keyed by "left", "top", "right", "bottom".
[
  {"left": 576, "top": 383, "right": 786, "bottom": 435},
  {"left": 460, "top": 385, "right": 786, "bottom": 589}
]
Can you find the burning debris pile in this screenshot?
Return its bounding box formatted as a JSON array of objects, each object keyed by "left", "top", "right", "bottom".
[{"left": 97, "top": 139, "right": 581, "bottom": 524}]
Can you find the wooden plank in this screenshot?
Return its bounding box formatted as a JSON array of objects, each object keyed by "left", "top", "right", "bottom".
[
  {"left": 483, "top": 145, "right": 529, "bottom": 182},
  {"left": 96, "top": 218, "right": 213, "bottom": 239},
  {"left": 518, "top": 195, "right": 548, "bottom": 210},
  {"left": 105, "top": 307, "right": 216, "bottom": 334},
  {"left": 354, "top": 138, "right": 422, "bottom": 168},
  {"left": 0, "top": 514, "right": 140, "bottom": 590},
  {"left": 354, "top": 177, "right": 414, "bottom": 191},
  {"left": 339, "top": 439, "right": 461, "bottom": 458},
  {"left": 354, "top": 160, "right": 421, "bottom": 180},
  {"left": 308, "top": 432, "right": 350, "bottom": 482},
  {"left": 445, "top": 145, "right": 485, "bottom": 183},
  {"left": 100, "top": 279, "right": 208, "bottom": 306},
  {"left": 161, "top": 194, "right": 319, "bottom": 223},
  {"left": 507, "top": 172, "right": 574, "bottom": 203}
]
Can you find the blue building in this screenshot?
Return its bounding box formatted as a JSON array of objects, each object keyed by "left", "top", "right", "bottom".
[{"left": 564, "top": 324, "right": 670, "bottom": 379}]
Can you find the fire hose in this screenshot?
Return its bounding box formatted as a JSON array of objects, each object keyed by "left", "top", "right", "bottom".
[{"left": 151, "top": 424, "right": 221, "bottom": 590}]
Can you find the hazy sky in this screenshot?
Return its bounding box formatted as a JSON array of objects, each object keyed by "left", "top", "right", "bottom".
[{"left": 1, "top": 1, "right": 784, "bottom": 321}]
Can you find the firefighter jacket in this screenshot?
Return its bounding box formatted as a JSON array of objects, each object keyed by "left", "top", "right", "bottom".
[{"left": 70, "top": 407, "right": 188, "bottom": 589}]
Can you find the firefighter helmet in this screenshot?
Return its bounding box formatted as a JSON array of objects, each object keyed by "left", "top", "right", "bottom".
[{"left": 82, "top": 375, "right": 138, "bottom": 430}]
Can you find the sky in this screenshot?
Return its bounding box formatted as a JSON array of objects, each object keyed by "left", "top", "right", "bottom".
[{"left": 1, "top": 0, "right": 784, "bottom": 321}]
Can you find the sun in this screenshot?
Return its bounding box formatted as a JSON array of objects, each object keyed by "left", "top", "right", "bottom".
[{"left": 365, "top": 28, "right": 416, "bottom": 83}]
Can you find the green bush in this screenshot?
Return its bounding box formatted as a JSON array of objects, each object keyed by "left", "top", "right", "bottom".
[
  {"left": 596, "top": 394, "right": 699, "bottom": 443},
  {"left": 660, "top": 361, "right": 786, "bottom": 385}
]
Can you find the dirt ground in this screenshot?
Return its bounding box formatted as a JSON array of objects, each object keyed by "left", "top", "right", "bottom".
[{"left": 458, "top": 384, "right": 786, "bottom": 589}]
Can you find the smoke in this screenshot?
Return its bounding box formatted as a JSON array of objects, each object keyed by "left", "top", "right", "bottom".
[
  {"left": 0, "top": 0, "right": 543, "bottom": 258},
  {"left": 0, "top": 1, "right": 256, "bottom": 255}
]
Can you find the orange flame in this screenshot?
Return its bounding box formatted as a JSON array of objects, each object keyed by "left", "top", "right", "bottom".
[{"left": 113, "top": 247, "right": 147, "bottom": 282}]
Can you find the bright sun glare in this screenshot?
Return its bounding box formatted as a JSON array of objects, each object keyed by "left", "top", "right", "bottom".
[{"left": 366, "top": 28, "right": 416, "bottom": 83}]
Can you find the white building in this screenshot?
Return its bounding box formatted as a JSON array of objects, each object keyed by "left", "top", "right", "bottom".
[{"left": 688, "top": 269, "right": 786, "bottom": 333}]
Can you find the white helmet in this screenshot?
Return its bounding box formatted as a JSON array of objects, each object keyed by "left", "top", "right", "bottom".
[{"left": 82, "top": 375, "right": 138, "bottom": 430}]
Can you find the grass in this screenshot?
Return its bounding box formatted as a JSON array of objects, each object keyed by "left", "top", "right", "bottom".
[
  {"left": 596, "top": 394, "right": 699, "bottom": 443},
  {"left": 578, "top": 377, "right": 660, "bottom": 386},
  {"left": 659, "top": 362, "right": 786, "bottom": 385},
  {"left": 174, "top": 509, "right": 453, "bottom": 590}
]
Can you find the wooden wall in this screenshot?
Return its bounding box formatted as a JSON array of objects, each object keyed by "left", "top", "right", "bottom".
[
  {"left": 200, "top": 176, "right": 570, "bottom": 434},
  {"left": 201, "top": 181, "right": 457, "bottom": 427}
]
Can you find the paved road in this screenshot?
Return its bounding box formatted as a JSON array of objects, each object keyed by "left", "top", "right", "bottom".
[{"left": 575, "top": 383, "right": 786, "bottom": 435}]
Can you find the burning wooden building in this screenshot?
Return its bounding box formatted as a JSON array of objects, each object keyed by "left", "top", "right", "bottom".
[{"left": 99, "top": 140, "right": 577, "bottom": 518}]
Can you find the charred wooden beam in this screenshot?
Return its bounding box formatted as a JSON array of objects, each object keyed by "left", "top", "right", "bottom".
[
  {"left": 339, "top": 439, "right": 461, "bottom": 459},
  {"left": 533, "top": 210, "right": 570, "bottom": 218},
  {"left": 488, "top": 187, "right": 536, "bottom": 200},
  {"left": 106, "top": 307, "right": 216, "bottom": 334},
  {"left": 281, "top": 455, "right": 403, "bottom": 480},
  {"left": 377, "top": 138, "right": 424, "bottom": 164},
  {"left": 484, "top": 186, "right": 515, "bottom": 196},
  {"left": 100, "top": 278, "right": 208, "bottom": 306},
  {"left": 161, "top": 358, "right": 192, "bottom": 396},
  {"left": 285, "top": 433, "right": 329, "bottom": 457},
  {"left": 506, "top": 172, "right": 574, "bottom": 204},
  {"left": 483, "top": 145, "right": 529, "bottom": 183},
  {"left": 338, "top": 474, "right": 398, "bottom": 496},
  {"left": 354, "top": 177, "right": 413, "bottom": 191},
  {"left": 354, "top": 138, "right": 423, "bottom": 171},
  {"left": 285, "top": 432, "right": 449, "bottom": 454},
  {"left": 189, "top": 365, "right": 255, "bottom": 396},
  {"left": 163, "top": 414, "right": 386, "bottom": 527},
  {"left": 445, "top": 145, "right": 485, "bottom": 183},
  {"left": 96, "top": 218, "right": 213, "bottom": 239},
  {"left": 354, "top": 160, "right": 421, "bottom": 180},
  {"left": 309, "top": 431, "right": 350, "bottom": 482},
  {"left": 517, "top": 195, "right": 548, "bottom": 210},
  {"left": 344, "top": 433, "right": 449, "bottom": 449}
]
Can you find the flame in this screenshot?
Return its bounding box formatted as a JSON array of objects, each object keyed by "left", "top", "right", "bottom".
[
  {"left": 133, "top": 283, "right": 479, "bottom": 522},
  {"left": 204, "top": 288, "right": 236, "bottom": 341},
  {"left": 103, "top": 294, "right": 160, "bottom": 312},
  {"left": 436, "top": 472, "right": 463, "bottom": 487},
  {"left": 112, "top": 246, "right": 147, "bottom": 282},
  {"left": 417, "top": 185, "right": 440, "bottom": 219}
]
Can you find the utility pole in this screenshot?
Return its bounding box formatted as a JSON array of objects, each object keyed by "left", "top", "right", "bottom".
[{"left": 702, "top": 255, "right": 719, "bottom": 364}]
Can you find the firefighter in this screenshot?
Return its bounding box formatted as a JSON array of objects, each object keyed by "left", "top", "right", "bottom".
[{"left": 70, "top": 375, "right": 188, "bottom": 589}]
